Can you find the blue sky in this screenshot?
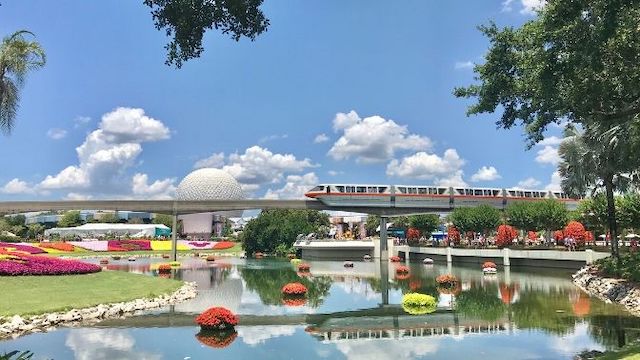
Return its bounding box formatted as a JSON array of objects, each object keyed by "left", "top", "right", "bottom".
[{"left": 0, "top": 0, "right": 561, "bottom": 200}]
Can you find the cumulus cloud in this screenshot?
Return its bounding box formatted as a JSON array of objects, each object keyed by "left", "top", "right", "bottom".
[
  {"left": 193, "top": 152, "right": 225, "bottom": 169},
  {"left": 47, "top": 128, "right": 67, "bottom": 140},
  {"left": 1, "top": 178, "right": 35, "bottom": 194},
  {"left": 537, "top": 136, "right": 564, "bottom": 146},
  {"left": 386, "top": 149, "right": 467, "bottom": 187},
  {"left": 131, "top": 173, "right": 176, "bottom": 199},
  {"left": 237, "top": 325, "right": 298, "bottom": 346},
  {"left": 454, "top": 61, "right": 474, "bottom": 70},
  {"left": 264, "top": 172, "right": 318, "bottom": 199},
  {"left": 329, "top": 111, "right": 431, "bottom": 163},
  {"left": 501, "top": 0, "right": 545, "bottom": 14},
  {"left": 222, "top": 146, "right": 315, "bottom": 185},
  {"left": 314, "top": 133, "right": 329, "bottom": 143},
  {"left": 535, "top": 145, "right": 560, "bottom": 165},
  {"left": 545, "top": 170, "right": 562, "bottom": 191},
  {"left": 16, "top": 107, "right": 175, "bottom": 199},
  {"left": 516, "top": 177, "right": 542, "bottom": 188},
  {"left": 470, "top": 166, "right": 501, "bottom": 182},
  {"left": 65, "top": 329, "right": 160, "bottom": 360}
]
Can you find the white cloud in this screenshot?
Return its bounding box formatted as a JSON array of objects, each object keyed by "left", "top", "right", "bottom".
[
  {"left": 258, "top": 134, "right": 288, "bottom": 144},
  {"left": 328, "top": 170, "right": 343, "bottom": 176},
  {"left": 501, "top": 0, "right": 515, "bottom": 12},
  {"left": 131, "top": 173, "right": 176, "bottom": 199},
  {"left": 334, "top": 337, "right": 441, "bottom": 360},
  {"left": 33, "top": 107, "right": 173, "bottom": 199},
  {"left": 237, "top": 325, "right": 297, "bottom": 346},
  {"left": 516, "top": 177, "right": 541, "bottom": 188},
  {"left": 223, "top": 146, "right": 315, "bottom": 185},
  {"left": 329, "top": 111, "right": 432, "bottom": 163},
  {"left": 65, "top": 192, "right": 93, "bottom": 200},
  {"left": 386, "top": 149, "right": 467, "bottom": 186},
  {"left": 264, "top": 172, "right": 318, "bottom": 199},
  {"left": 74, "top": 115, "right": 91, "bottom": 128},
  {"left": 545, "top": 170, "right": 562, "bottom": 191},
  {"left": 520, "top": 0, "right": 545, "bottom": 14},
  {"left": 1, "top": 178, "right": 35, "bottom": 194},
  {"left": 193, "top": 152, "right": 225, "bottom": 169},
  {"left": 470, "top": 166, "right": 501, "bottom": 182},
  {"left": 65, "top": 329, "right": 160, "bottom": 360},
  {"left": 454, "top": 61, "right": 474, "bottom": 70},
  {"left": 535, "top": 145, "right": 560, "bottom": 165},
  {"left": 47, "top": 128, "right": 67, "bottom": 140},
  {"left": 537, "top": 136, "right": 564, "bottom": 146},
  {"left": 314, "top": 133, "right": 329, "bottom": 144}
]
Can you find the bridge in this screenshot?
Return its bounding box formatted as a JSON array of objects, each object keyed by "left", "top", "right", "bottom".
[{"left": 0, "top": 199, "right": 441, "bottom": 261}]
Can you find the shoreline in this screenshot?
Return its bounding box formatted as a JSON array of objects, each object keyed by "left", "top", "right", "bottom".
[
  {"left": 0, "top": 281, "right": 197, "bottom": 339},
  {"left": 572, "top": 266, "right": 640, "bottom": 317}
]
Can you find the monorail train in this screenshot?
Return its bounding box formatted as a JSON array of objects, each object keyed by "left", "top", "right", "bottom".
[{"left": 305, "top": 184, "right": 581, "bottom": 210}]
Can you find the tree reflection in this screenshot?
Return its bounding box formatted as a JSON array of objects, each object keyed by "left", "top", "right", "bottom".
[
  {"left": 511, "top": 289, "right": 577, "bottom": 335},
  {"left": 240, "top": 266, "right": 332, "bottom": 307},
  {"left": 455, "top": 285, "right": 506, "bottom": 322}
]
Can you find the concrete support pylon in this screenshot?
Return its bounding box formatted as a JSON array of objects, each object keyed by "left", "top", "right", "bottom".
[
  {"left": 171, "top": 207, "right": 178, "bottom": 262},
  {"left": 380, "top": 216, "right": 388, "bottom": 261}
]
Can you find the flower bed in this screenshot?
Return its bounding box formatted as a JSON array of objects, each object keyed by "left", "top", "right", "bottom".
[
  {"left": 0, "top": 251, "right": 101, "bottom": 276},
  {"left": 213, "top": 241, "right": 235, "bottom": 250},
  {"left": 38, "top": 242, "right": 76, "bottom": 252},
  {"left": 158, "top": 264, "right": 172, "bottom": 274},
  {"left": 390, "top": 256, "right": 401, "bottom": 262},
  {"left": 69, "top": 240, "right": 108, "bottom": 252},
  {"left": 297, "top": 263, "right": 311, "bottom": 272},
  {"left": 401, "top": 293, "right": 437, "bottom": 315},
  {"left": 195, "top": 307, "right": 238, "bottom": 330},
  {"left": 395, "top": 272, "right": 410, "bottom": 280},
  {"left": 196, "top": 330, "right": 238, "bottom": 349},
  {"left": 283, "top": 297, "right": 307, "bottom": 306},
  {"left": 150, "top": 241, "right": 190, "bottom": 251},
  {"left": 395, "top": 265, "right": 409, "bottom": 274},
  {"left": 482, "top": 261, "right": 497, "bottom": 269},
  {"left": 206, "top": 255, "right": 216, "bottom": 262},
  {"left": 108, "top": 240, "right": 152, "bottom": 252},
  {"left": 282, "top": 282, "right": 308, "bottom": 296},
  {"left": 0, "top": 242, "right": 45, "bottom": 254},
  {"left": 188, "top": 241, "right": 214, "bottom": 249}
]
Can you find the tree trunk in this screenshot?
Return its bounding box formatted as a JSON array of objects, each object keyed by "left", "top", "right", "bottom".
[{"left": 604, "top": 175, "right": 619, "bottom": 260}]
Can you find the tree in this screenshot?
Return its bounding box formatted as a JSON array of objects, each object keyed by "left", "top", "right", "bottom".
[
  {"left": 58, "top": 211, "right": 82, "bottom": 227},
  {"left": 240, "top": 209, "right": 329, "bottom": 255},
  {"left": 152, "top": 213, "right": 174, "bottom": 228},
  {"left": 26, "top": 223, "right": 45, "bottom": 239},
  {"left": 391, "top": 216, "right": 410, "bottom": 230},
  {"left": 531, "top": 199, "right": 568, "bottom": 240},
  {"left": 470, "top": 205, "right": 502, "bottom": 234},
  {"left": 0, "top": 30, "right": 46, "bottom": 134},
  {"left": 448, "top": 207, "right": 474, "bottom": 235},
  {"left": 408, "top": 214, "right": 440, "bottom": 236},
  {"left": 365, "top": 215, "right": 380, "bottom": 236},
  {"left": 99, "top": 212, "right": 120, "bottom": 223},
  {"left": 505, "top": 202, "right": 535, "bottom": 231},
  {"left": 144, "top": 0, "right": 270, "bottom": 68},
  {"left": 454, "top": 0, "right": 640, "bottom": 260},
  {"left": 496, "top": 224, "right": 518, "bottom": 248}
]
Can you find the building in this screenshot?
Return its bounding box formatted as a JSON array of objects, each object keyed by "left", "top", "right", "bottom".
[
  {"left": 44, "top": 223, "right": 171, "bottom": 238},
  {"left": 175, "top": 168, "right": 245, "bottom": 240}
]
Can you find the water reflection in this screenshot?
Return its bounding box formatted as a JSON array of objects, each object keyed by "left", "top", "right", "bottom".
[{"left": 2, "top": 258, "right": 640, "bottom": 359}]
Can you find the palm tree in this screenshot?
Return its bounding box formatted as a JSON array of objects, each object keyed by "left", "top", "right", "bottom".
[
  {"left": 557, "top": 122, "right": 640, "bottom": 259},
  {"left": 0, "top": 30, "right": 46, "bottom": 134}
]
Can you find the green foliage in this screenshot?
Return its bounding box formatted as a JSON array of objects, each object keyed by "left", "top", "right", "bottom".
[
  {"left": 511, "top": 289, "right": 576, "bottom": 335},
  {"left": 532, "top": 199, "right": 568, "bottom": 232},
  {"left": 401, "top": 293, "right": 437, "bottom": 315},
  {"left": 0, "top": 30, "right": 46, "bottom": 134},
  {"left": 597, "top": 252, "right": 640, "bottom": 282},
  {"left": 58, "top": 211, "right": 82, "bottom": 228},
  {"left": 449, "top": 205, "right": 501, "bottom": 234},
  {"left": 25, "top": 223, "right": 44, "bottom": 239},
  {"left": 365, "top": 215, "right": 380, "bottom": 235},
  {"left": 274, "top": 243, "right": 294, "bottom": 257},
  {"left": 240, "top": 264, "right": 331, "bottom": 307},
  {"left": 99, "top": 212, "right": 120, "bottom": 223},
  {"left": 0, "top": 351, "right": 35, "bottom": 360},
  {"left": 392, "top": 216, "right": 410, "bottom": 230},
  {"left": 144, "top": 0, "right": 270, "bottom": 68},
  {"left": 455, "top": 286, "right": 506, "bottom": 322},
  {"left": 152, "top": 213, "right": 174, "bottom": 228},
  {"left": 240, "top": 209, "right": 329, "bottom": 254},
  {"left": 505, "top": 202, "right": 535, "bottom": 231},
  {"left": 408, "top": 214, "right": 440, "bottom": 235},
  {"left": 0, "top": 234, "right": 20, "bottom": 243}
]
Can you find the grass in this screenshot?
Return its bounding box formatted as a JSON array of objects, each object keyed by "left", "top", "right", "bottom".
[{"left": 0, "top": 270, "right": 183, "bottom": 317}]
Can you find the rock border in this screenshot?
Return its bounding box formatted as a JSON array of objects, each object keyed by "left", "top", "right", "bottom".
[
  {"left": 0, "top": 281, "right": 197, "bottom": 339},
  {"left": 572, "top": 266, "right": 640, "bottom": 316}
]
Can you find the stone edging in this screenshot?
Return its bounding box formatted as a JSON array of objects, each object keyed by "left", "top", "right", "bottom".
[
  {"left": 0, "top": 281, "right": 197, "bottom": 339},
  {"left": 572, "top": 266, "right": 640, "bottom": 316}
]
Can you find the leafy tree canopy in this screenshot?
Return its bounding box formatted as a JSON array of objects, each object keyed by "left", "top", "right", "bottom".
[
  {"left": 144, "top": 0, "right": 270, "bottom": 68},
  {"left": 454, "top": 0, "right": 640, "bottom": 145},
  {"left": 58, "top": 211, "right": 82, "bottom": 228},
  {"left": 408, "top": 214, "right": 440, "bottom": 235}
]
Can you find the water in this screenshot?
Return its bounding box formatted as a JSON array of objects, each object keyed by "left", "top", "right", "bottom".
[{"left": 1, "top": 257, "right": 639, "bottom": 360}]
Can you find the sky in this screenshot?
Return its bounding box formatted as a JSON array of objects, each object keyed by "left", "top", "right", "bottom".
[{"left": 0, "top": 0, "right": 562, "bottom": 201}]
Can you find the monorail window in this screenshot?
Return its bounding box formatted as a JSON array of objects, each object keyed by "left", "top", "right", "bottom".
[
  {"left": 309, "top": 186, "right": 323, "bottom": 192},
  {"left": 336, "top": 186, "right": 344, "bottom": 192},
  {"left": 524, "top": 191, "right": 532, "bottom": 197},
  {"left": 346, "top": 186, "right": 355, "bottom": 193},
  {"left": 367, "top": 187, "right": 376, "bottom": 193},
  {"left": 474, "top": 189, "right": 483, "bottom": 196},
  {"left": 456, "top": 188, "right": 464, "bottom": 195},
  {"left": 378, "top": 187, "right": 387, "bottom": 193},
  {"left": 357, "top": 186, "right": 366, "bottom": 193},
  {"left": 408, "top": 187, "right": 417, "bottom": 194},
  {"left": 418, "top": 188, "right": 427, "bottom": 194},
  {"left": 439, "top": 188, "right": 447, "bottom": 195},
  {"left": 398, "top": 187, "right": 407, "bottom": 194}
]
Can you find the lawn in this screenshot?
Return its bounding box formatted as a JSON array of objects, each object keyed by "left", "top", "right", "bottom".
[{"left": 0, "top": 270, "right": 183, "bottom": 317}]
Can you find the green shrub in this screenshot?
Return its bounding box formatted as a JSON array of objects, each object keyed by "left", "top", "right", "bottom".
[
  {"left": 401, "top": 293, "right": 437, "bottom": 315},
  {"left": 596, "top": 252, "right": 640, "bottom": 282}
]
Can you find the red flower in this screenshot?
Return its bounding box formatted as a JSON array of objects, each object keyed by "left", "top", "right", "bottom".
[
  {"left": 158, "top": 264, "right": 172, "bottom": 273},
  {"left": 496, "top": 225, "right": 518, "bottom": 248},
  {"left": 283, "top": 297, "right": 307, "bottom": 306},
  {"left": 39, "top": 242, "right": 75, "bottom": 252},
  {"left": 196, "top": 330, "right": 238, "bottom": 349},
  {"left": 395, "top": 273, "right": 410, "bottom": 280},
  {"left": 482, "top": 261, "right": 497, "bottom": 269},
  {"left": 282, "top": 282, "right": 308, "bottom": 295},
  {"left": 297, "top": 263, "right": 311, "bottom": 272},
  {"left": 409, "top": 279, "right": 422, "bottom": 291},
  {"left": 447, "top": 226, "right": 461, "bottom": 245},
  {"left": 195, "top": 307, "right": 238, "bottom": 330},
  {"left": 395, "top": 265, "right": 409, "bottom": 274},
  {"left": 213, "top": 241, "right": 235, "bottom": 250},
  {"left": 407, "top": 228, "right": 420, "bottom": 240},
  {"left": 436, "top": 274, "right": 458, "bottom": 287},
  {"left": 389, "top": 256, "right": 401, "bottom": 262},
  {"left": 206, "top": 255, "right": 216, "bottom": 262},
  {"left": 564, "top": 221, "right": 587, "bottom": 246},
  {"left": 527, "top": 231, "right": 538, "bottom": 241}
]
